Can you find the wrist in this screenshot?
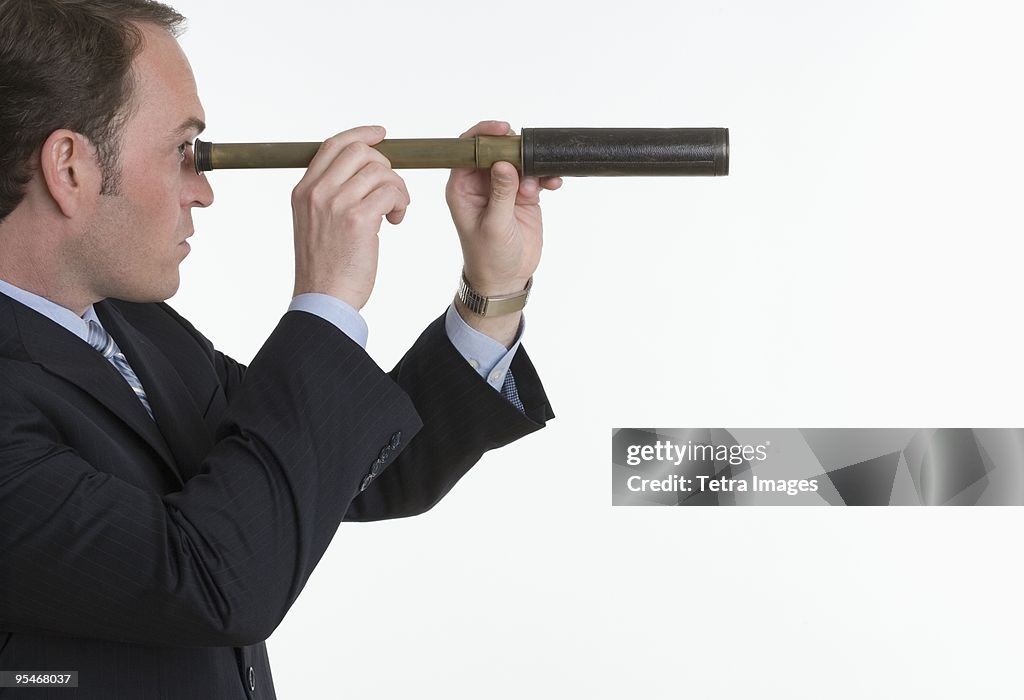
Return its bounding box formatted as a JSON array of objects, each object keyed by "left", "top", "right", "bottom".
[
  {"left": 467, "top": 279, "right": 532, "bottom": 297},
  {"left": 453, "top": 294, "right": 522, "bottom": 349},
  {"left": 461, "top": 268, "right": 532, "bottom": 297},
  {"left": 293, "top": 280, "right": 367, "bottom": 311},
  {"left": 457, "top": 270, "right": 532, "bottom": 318}
]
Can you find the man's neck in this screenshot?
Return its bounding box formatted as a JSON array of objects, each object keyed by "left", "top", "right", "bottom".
[
  {"left": 0, "top": 242, "right": 95, "bottom": 318},
  {"left": 0, "top": 191, "right": 100, "bottom": 317},
  {"left": 0, "top": 273, "right": 95, "bottom": 318}
]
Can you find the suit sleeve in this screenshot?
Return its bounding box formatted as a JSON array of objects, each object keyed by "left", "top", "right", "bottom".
[
  {"left": 158, "top": 301, "right": 554, "bottom": 522},
  {"left": 0, "top": 311, "right": 423, "bottom": 648},
  {"left": 344, "top": 312, "right": 554, "bottom": 521}
]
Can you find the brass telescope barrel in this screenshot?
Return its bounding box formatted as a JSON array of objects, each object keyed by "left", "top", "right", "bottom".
[{"left": 194, "top": 128, "right": 729, "bottom": 177}]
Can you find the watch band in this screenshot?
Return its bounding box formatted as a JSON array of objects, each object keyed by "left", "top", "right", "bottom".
[{"left": 457, "top": 272, "right": 532, "bottom": 317}]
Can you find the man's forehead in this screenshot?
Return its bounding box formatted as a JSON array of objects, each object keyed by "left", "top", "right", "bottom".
[
  {"left": 131, "top": 23, "right": 205, "bottom": 134},
  {"left": 134, "top": 22, "right": 193, "bottom": 78}
]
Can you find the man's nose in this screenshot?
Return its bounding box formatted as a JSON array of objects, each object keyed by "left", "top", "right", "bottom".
[{"left": 188, "top": 170, "right": 214, "bottom": 209}]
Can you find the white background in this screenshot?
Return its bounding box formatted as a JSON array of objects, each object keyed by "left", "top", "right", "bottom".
[{"left": 167, "top": 1, "right": 1022, "bottom": 697}]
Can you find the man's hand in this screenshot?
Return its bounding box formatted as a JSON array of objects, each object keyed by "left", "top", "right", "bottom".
[
  {"left": 291, "top": 126, "right": 410, "bottom": 311},
  {"left": 446, "top": 120, "right": 562, "bottom": 346}
]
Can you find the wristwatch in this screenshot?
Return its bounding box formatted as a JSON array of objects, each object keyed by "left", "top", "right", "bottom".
[{"left": 457, "top": 272, "right": 532, "bottom": 317}]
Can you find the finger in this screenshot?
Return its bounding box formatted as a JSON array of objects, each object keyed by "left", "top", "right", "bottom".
[
  {"left": 386, "top": 202, "right": 407, "bottom": 225},
  {"left": 385, "top": 179, "right": 412, "bottom": 224},
  {"left": 459, "top": 119, "right": 512, "bottom": 139},
  {"left": 357, "top": 182, "right": 409, "bottom": 226},
  {"left": 519, "top": 176, "right": 540, "bottom": 196},
  {"left": 300, "top": 125, "right": 387, "bottom": 184},
  {"left": 488, "top": 160, "right": 520, "bottom": 213},
  {"left": 339, "top": 161, "right": 409, "bottom": 210},
  {"left": 302, "top": 143, "right": 395, "bottom": 207},
  {"left": 519, "top": 175, "right": 565, "bottom": 195},
  {"left": 449, "top": 120, "right": 515, "bottom": 192}
]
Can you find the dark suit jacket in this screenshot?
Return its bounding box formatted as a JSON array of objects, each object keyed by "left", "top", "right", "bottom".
[{"left": 0, "top": 293, "right": 553, "bottom": 698}]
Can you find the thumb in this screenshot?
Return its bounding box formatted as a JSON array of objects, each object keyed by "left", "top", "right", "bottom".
[{"left": 488, "top": 161, "right": 520, "bottom": 214}]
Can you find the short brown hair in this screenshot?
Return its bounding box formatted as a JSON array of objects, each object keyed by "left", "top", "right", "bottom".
[{"left": 0, "top": 0, "right": 186, "bottom": 223}]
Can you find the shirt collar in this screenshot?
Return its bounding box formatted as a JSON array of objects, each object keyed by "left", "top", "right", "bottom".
[{"left": 0, "top": 277, "right": 101, "bottom": 344}]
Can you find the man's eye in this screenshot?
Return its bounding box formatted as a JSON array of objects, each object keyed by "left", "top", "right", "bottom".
[{"left": 177, "top": 142, "right": 192, "bottom": 161}]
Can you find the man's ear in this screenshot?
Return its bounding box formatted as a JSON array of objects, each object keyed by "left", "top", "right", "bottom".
[{"left": 39, "top": 129, "right": 103, "bottom": 219}]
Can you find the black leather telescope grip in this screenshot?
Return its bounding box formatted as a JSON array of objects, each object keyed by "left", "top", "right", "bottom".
[{"left": 520, "top": 127, "right": 728, "bottom": 177}]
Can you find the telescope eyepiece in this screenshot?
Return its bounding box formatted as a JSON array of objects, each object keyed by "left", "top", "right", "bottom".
[{"left": 193, "top": 138, "right": 212, "bottom": 174}]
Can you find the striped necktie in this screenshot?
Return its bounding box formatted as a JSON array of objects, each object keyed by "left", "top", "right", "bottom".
[{"left": 86, "top": 319, "right": 155, "bottom": 420}]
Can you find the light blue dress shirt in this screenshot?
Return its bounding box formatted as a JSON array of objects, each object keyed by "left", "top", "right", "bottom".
[
  {"left": 0, "top": 280, "right": 522, "bottom": 395},
  {"left": 0, "top": 278, "right": 104, "bottom": 345},
  {"left": 287, "top": 294, "right": 523, "bottom": 391}
]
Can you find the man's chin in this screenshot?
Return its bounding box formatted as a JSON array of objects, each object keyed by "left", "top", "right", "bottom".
[{"left": 109, "top": 277, "right": 180, "bottom": 304}]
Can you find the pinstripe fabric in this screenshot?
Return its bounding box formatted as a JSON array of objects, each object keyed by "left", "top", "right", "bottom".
[{"left": 0, "top": 295, "right": 553, "bottom": 699}]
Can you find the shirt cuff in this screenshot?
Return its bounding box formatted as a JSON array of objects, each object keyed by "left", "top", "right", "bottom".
[
  {"left": 288, "top": 293, "right": 369, "bottom": 348},
  {"left": 444, "top": 304, "right": 524, "bottom": 391}
]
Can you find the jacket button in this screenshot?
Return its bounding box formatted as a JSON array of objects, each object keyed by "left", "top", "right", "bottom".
[
  {"left": 248, "top": 665, "right": 256, "bottom": 691},
  {"left": 390, "top": 431, "right": 401, "bottom": 449},
  {"left": 379, "top": 445, "right": 392, "bottom": 462},
  {"left": 370, "top": 458, "right": 384, "bottom": 476},
  {"left": 360, "top": 474, "right": 373, "bottom": 492}
]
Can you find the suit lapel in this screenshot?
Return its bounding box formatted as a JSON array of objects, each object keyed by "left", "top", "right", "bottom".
[
  {"left": 95, "top": 301, "right": 213, "bottom": 482},
  {"left": 8, "top": 295, "right": 184, "bottom": 484}
]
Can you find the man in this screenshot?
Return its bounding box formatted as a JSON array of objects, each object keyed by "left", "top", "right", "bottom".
[{"left": 0, "top": 1, "right": 558, "bottom": 697}]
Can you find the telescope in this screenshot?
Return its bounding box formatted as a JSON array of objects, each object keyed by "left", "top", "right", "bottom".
[{"left": 194, "top": 127, "right": 729, "bottom": 177}]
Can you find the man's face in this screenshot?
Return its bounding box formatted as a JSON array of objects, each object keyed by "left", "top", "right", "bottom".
[{"left": 75, "top": 22, "right": 213, "bottom": 303}]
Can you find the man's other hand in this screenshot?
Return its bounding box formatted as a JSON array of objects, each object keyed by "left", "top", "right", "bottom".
[
  {"left": 291, "top": 126, "right": 410, "bottom": 311},
  {"left": 446, "top": 120, "right": 562, "bottom": 346}
]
